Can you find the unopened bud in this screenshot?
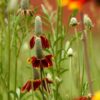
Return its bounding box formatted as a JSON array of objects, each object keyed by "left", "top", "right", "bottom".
[
  {"left": 67, "top": 48, "right": 73, "bottom": 57},
  {"left": 35, "top": 16, "right": 42, "bottom": 36},
  {"left": 65, "top": 41, "right": 70, "bottom": 51},
  {"left": 47, "top": 73, "right": 52, "bottom": 81},
  {"left": 35, "top": 37, "right": 43, "bottom": 59},
  {"left": 69, "top": 17, "right": 78, "bottom": 27},
  {"left": 83, "top": 14, "right": 93, "bottom": 29},
  {"left": 21, "top": 0, "right": 29, "bottom": 9}
]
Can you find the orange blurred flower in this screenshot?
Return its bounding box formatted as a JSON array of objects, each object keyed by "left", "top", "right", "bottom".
[
  {"left": 92, "top": 91, "right": 100, "bottom": 100},
  {"left": 60, "top": 0, "right": 90, "bottom": 10}
]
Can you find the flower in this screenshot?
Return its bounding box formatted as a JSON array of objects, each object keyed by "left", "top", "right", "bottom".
[
  {"left": 17, "top": 0, "right": 34, "bottom": 16},
  {"left": 67, "top": 48, "right": 73, "bottom": 57},
  {"left": 74, "top": 96, "right": 88, "bottom": 100},
  {"left": 60, "top": 0, "right": 69, "bottom": 6},
  {"left": 92, "top": 91, "right": 100, "bottom": 100},
  {"left": 21, "top": 78, "right": 52, "bottom": 92},
  {"left": 60, "top": 0, "right": 90, "bottom": 10},
  {"left": 28, "top": 55, "right": 53, "bottom": 68},
  {"left": 83, "top": 14, "right": 93, "bottom": 29},
  {"left": 30, "top": 16, "right": 50, "bottom": 49},
  {"left": 30, "top": 35, "right": 50, "bottom": 49},
  {"left": 69, "top": 17, "right": 78, "bottom": 26}
]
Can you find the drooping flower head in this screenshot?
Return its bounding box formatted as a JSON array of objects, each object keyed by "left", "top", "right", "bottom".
[
  {"left": 30, "top": 16, "right": 50, "bottom": 49},
  {"left": 21, "top": 78, "right": 53, "bottom": 92},
  {"left": 17, "top": 0, "right": 34, "bottom": 16}
]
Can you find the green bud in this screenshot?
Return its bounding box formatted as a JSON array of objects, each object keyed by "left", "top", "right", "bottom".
[
  {"left": 35, "top": 37, "right": 44, "bottom": 59},
  {"left": 35, "top": 16, "right": 42, "bottom": 36},
  {"left": 83, "top": 14, "right": 93, "bottom": 29},
  {"left": 21, "top": 0, "right": 29, "bottom": 9},
  {"left": 69, "top": 17, "right": 78, "bottom": 27}
]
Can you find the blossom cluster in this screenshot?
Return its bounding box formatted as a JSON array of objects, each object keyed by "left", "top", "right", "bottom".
[{"left": 21, "top": 15, "right": 53, "bottom": 93}]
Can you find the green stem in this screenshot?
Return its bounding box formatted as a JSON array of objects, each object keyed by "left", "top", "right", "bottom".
[
  {"left": 14, "top": 32, "right": 18, "bottom": 100},
  {"left": 69, "top": 57, "right": 72, "bottom": 100},
  {"left": 40, "top": 67, "right": 45, "bottom": 100},
  {"left": 80, "top": 12, "right": 93, "bottom": 95},
  {"left": 8, "top": 13, "right": 11, "bottom": 100}
]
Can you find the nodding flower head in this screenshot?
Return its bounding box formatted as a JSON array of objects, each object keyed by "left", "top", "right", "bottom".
[
  {"left": 67, "top": 48, "right": 73, "bottom": 57},
  {"left": 83, "top": 14, "right": 93, "bottom": 29},
  {"left": 69, "top": 17, "right": 78, "bottom": 27},
  {"left": 35, "top": 37, "right": 44, "bottom": 59},
  {"left": 21, "top": 78, "right": 53, "bottom": 93},
  {"left": 17, "top": 0, "right": 34, "bottom": 16},
  {"left": 21, "top": 0, "right": 29, "bottom": 10},
  {"left": 35, "top": 16, "right": 43, "bottom": 36}
]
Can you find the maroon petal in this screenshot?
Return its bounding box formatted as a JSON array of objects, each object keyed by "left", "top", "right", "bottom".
[
  {"left": 21, "top": 81, "right": 32, "bottom": 92},
  {"left": 30, "top": 36, "right": 35, "bottom": 49},
  {"left": 32, "top": 59, "right": 40, "bottom": 68},
  {"left": 40, "top": 35, "right": 50, "bottom": 49},
  {"left": 41, "top": 59, "right": 48, "bottom": 68},
  {"left": 33, "top": 79, "right": 41, "bottom": 90},
  {"left": 45, "top": 55, "right": 53, "bottom": 66}
]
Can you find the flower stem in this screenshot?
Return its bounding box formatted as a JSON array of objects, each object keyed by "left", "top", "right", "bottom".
[
  {"left": 40, "top": 67, "right": 45, "bottom": 100},
  {"left": 8, "top": 13, "right": 11, "bottom": 100},
  {"left": 69, "top": 57, "right": 72, "bottom": 100},
  {"left": 80, "top": 12, "right": 93, "bottom": 95}
]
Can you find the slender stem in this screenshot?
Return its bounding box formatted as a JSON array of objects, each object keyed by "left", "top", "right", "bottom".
[
  {"left": 40, "top": 67, "right": 45, "bottom": 100},
  {"left": 80, "top": 12, "right": 93, "bottom": 95},
  {"left": 69, "top": 57, "right": 72, "bottom": 100},
  {"left": 14, "top": 32, "right": 17, "bottom": 100},
  {"left": 74, "top": 28, "right": 81, "bottom": 93},
  {"left": 8, "top": 13, "right": 11, "bottom": 100}
]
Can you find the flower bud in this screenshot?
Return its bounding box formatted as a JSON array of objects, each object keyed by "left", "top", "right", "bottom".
[
  {"left": 35, "top": 16, "right": 43, "bottom": 36},
  {"left": 35, "top": 37, "right": 44, "bottom": 59},
  {"left": 83, "top": 14, "right": 93, "bottom": 29},
  {"left": 47, "top": 73, "right": 52, "bottom": 81},
  {"left": 21, "top": 0, "right": 29, "bottom": 10},
  {"left": 67, "top": 48, "right": 73, "bottom": 57},
  {"left": 69, "top": 17, "right": 78, "bottom": 27},
  {"left": 65, "top": 41, "right": 70, "bottom": 51}
]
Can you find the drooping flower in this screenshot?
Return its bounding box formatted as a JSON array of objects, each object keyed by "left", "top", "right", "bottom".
[
  {"left": 30, "top": 35, "right": 50, "bottom": 49},
  {"left": 21, "top": 78, "right": 53, "bottom": 92},
  {"left": 28, "top": 54, "right": 53, "bottom": 68},
  {"left": 17, "top": 0, "right": 34, "bottom": 16},
  {"left": 30, "top": 16, "right": 50, "bottom": 49},
  {"left": 83, "top": 14, "right": 93, "bottom": 29},
  {"left": 69, "top": 17, "right": 78, "bottom": 26}
]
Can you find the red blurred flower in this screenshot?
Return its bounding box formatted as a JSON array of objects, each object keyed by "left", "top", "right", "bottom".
[
  {"left": 28, "top": 55, "right": 53, "bottom": 68},
  {"left": 74, "top": 96, "right": 88, "bottom": 100},
  {"left": 21, "top": 78, "right": 52, "bottom": 92},
  {"left": 30, "top": 35, "right": 50, "bottom": 49}
]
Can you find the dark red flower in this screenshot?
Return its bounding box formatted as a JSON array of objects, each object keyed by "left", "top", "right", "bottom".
[
  {"left": 21, "top": 78, "right": 52, "bottom": 93},
  {"left": 30, "top": 35, "right": 50, "bottom": 49},
  {"left": 74, "top": 96, "right": 88, "bottom": 100},
  {"left": 28, "top": 55, "right": 53, "bottom": 68}
]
